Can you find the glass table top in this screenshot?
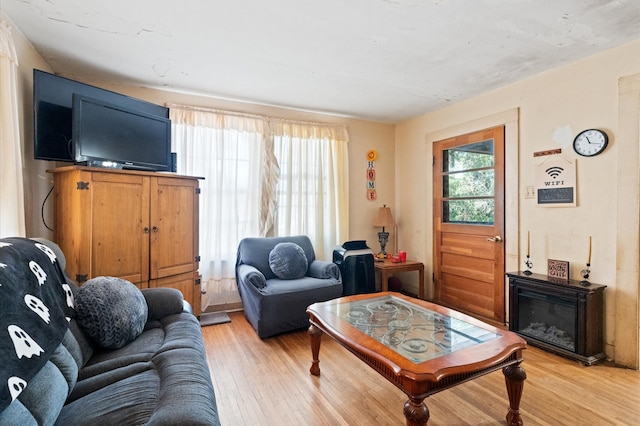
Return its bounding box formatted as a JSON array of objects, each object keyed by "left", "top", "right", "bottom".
[{"left": 329, "top": 295, "right": 500, "bottom": 363}]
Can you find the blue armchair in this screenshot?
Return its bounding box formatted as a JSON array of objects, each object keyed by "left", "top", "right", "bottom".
[{"left": 235, "top": 235, "right": 342, "bottom": 338}]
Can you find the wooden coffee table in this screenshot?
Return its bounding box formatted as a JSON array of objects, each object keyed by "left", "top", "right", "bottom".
[{"left": 307, "top": 292, "right": 527, "bottom": 425}]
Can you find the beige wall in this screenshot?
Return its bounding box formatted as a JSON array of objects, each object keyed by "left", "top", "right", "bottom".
[{"left": 396, "top": 40, "right": 640, "bottom": 368}]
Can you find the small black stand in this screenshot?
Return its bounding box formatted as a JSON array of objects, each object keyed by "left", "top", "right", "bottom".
[
  {"left": 523, "top": 256, "right": 533, "bottom": 275},
  {"left": 580, "top": 263, "right": 591, "bottom": 286}
]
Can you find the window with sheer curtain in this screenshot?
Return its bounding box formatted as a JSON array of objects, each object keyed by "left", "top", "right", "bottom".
[
  {"left": 271, "top": 120, "right": 349, "bottom": 260},
  {"left": 0, "top": 21, "right": 26, "bottom": 238},
  {"left": 170, "top": 106, "right": 277, "bottom": 308},
  {"left": 169, "top": 105, "right": 349, "bottom": 310}
]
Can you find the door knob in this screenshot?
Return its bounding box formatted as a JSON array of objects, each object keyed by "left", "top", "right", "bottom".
[{"left": 487, "top": 236, "right": 503, "bottom": 243}]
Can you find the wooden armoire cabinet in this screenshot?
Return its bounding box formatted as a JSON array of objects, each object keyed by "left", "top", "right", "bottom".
[{"left": 49, "top": 166, "right": 202, "bottom": 315}]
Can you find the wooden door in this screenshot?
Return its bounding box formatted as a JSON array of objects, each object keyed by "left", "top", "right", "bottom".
[
  {"left": 150, "top": 176, "right": 199, "bottom": 279},
  {"left": 433, "top": 126, "right": 505, "bottom": 324},
  {"left": 90, "top": 172, "right": 150, "bottom": 285}
]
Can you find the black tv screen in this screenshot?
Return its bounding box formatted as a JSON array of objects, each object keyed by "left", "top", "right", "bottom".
[
  {"left": 73, "top": 94, "right": 171, "bottom": 171},
  {"left": 33, "top": 69, "right": 169, "bottom": 164},
  {"left": 35, "top": 100, "right": 73, "bottom": 161}
]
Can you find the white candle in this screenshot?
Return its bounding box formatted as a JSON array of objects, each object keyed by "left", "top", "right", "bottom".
[
  {"left": 527, "top": 231, "right": 530, "bottom": 257},
  {"left": 587, "top": 236, "right": 592, "bottom": 264}
]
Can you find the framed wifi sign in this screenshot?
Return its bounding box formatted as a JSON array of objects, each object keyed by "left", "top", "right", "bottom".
[{"left": 535, "top": 156, "right": 576, "bottom": 207}]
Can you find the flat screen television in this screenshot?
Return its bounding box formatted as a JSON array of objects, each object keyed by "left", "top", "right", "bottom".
[
  {"left": 73, "top": 94, "right": 172, "bottom": 171},
  {"left": 33, "top": 69, "right": 170, "bottom": 169}
]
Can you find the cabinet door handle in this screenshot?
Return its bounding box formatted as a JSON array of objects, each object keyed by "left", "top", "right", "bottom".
[
  {"left": 152, "top": 226, "right": 159, "bottom": 233},
  {"left": 487, "top": 236, "right": 503, "bottom": 243},
  {"left": 143, "top": 227, "right": 150, "bottom": 234}
]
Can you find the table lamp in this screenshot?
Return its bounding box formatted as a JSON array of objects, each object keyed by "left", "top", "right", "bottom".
[{"left": 373, "top": 204, "right": 394, "bottom": 256}]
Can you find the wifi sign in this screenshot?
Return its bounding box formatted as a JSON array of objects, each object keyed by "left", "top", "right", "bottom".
[{"left": 545, "top": 166, "right": 564, "bottom": 179}]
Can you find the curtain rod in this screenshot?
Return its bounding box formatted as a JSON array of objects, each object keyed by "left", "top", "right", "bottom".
[
  {"left": 165, "top": 103, "right": 347, "bottom": 129},
  {"left": 166, "top": 103, "right": 267, "bottom": 120}
]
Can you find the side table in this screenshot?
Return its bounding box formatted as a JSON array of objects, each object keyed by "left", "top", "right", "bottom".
[{"left": 374, "top": 259, "right": 425, "bottom": 299}]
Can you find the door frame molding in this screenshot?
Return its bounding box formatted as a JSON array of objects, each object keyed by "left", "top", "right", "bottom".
[
  {"left": 424, "top": 108, "right": 520, "bottom": 320},
  {"left": 615, "top": 73, "right": 640, "bottom": 368}
]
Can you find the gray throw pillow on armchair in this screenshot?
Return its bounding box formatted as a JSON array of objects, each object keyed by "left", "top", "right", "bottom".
[
  {"left": 269, "top": 242, "right": 308, "bottom": 279},
  {"left": 75, "top": 276, "right": 148, "bottom": 349}
]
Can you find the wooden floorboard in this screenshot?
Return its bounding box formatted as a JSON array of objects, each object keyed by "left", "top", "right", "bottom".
[{"left": 202, "top": 311, "right": 640, "bottom": 425}]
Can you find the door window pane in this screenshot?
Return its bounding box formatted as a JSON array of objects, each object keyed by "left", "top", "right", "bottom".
[
  {"left": 442, "top": 139, "right": 495, "bottom": 225},
  {"left": 444, "top": 140, "right": 494, "bottom": 172},
  {"left": 443, "top": 199, "right": 495, "bottom": 224},
  {"left": 443, "top": 170, "right": 495, "bottom": 198}
]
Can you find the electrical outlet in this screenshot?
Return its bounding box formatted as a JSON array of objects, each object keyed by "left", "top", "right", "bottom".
[{"left": 525, "top": 186, "right": 536, "bottom": 199}]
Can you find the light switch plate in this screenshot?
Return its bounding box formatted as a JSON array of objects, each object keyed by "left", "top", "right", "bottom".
[{"left": 525, "top": 186, "right": 536, "bottom": 199}]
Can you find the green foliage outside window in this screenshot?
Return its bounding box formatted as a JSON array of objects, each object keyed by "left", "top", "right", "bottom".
[{"left": 443, "top": 140, "right": 495, "bottom": 224}]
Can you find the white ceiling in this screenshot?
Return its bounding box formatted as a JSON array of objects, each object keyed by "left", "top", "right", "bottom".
[{"left": 2, "top": 0, "right": 639, "bottom": 123}]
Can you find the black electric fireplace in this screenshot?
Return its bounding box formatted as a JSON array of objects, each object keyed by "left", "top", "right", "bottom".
[{"left": 507, "top": 272, "right": 606, "bottom": 365}]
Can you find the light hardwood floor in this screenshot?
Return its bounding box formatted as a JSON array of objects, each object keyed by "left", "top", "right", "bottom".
[{"left": 202, "top": 311, "right": 640, "bottom": 425}]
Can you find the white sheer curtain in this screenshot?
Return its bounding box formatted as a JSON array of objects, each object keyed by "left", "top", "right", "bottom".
[
  {"left": 170, "top": 105, "right": 350, "bottom": 310},
  {"left": 270, "top": 120, "right": 349, "bottom": 260},
  {"left": 170, "top": 106, "right": 277, "bottom": 309},
  {"left": 0, "top": 21, "right": 26, "bottom": 238}
]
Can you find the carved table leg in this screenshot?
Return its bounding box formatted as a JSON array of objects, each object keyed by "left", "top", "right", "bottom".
[
  {"left": 403, "top": 397, "right": 430, "bottom": 426},
  {"left": 503, "top": 362, "right": 527, "bottom": 426},
  {"left": 308, "top": 324, "right": 323, "bottom": 376}
]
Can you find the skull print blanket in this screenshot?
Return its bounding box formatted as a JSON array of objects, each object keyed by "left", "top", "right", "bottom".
[{"left": 0, "top": 238, "right": 75, "bottom": 412}]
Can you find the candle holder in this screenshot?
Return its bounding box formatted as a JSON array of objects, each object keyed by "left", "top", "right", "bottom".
[
  {"left": 523, "top": 256, "right": 533, "bottom": 275},
  {"left": 580, "top": 263, "right": 591, "bottom": 286}
]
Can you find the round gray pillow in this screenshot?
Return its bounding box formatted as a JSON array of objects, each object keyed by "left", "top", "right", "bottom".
[
  {"left": 269, "top": 242, "right": 308, "bottom": 279},
  {"left": 75, "top": 276, "right": 148, "bottom": 349}
]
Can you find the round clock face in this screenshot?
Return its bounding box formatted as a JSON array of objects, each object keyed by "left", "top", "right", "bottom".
[{"left": 573, "top": 129, "right": 608, "bottom": 157}]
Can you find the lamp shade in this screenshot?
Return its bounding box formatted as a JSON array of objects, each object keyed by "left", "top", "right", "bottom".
[{"left": 373, "top": 205, "right": 395, "bottom": 228}]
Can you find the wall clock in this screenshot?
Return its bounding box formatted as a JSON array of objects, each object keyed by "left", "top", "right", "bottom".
[{"left": 572, "top": 129, "right": 608, "bottom": 157}]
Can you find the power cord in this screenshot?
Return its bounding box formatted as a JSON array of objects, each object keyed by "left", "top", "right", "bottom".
[{"left": 42, "top": 186, "right": 54, "bottom": 232}]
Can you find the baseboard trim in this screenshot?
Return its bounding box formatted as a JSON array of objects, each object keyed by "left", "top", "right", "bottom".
[{"left": 203, "top": 301, "right": 244, "bottom": 314}]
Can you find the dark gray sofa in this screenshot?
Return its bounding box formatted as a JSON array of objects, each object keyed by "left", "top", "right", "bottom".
[
  {"left": 235, "top": 235, "right": 342, "bottom": 338},
  {"left": 0, "top": 237, "right": 220, "bottom": 425}
]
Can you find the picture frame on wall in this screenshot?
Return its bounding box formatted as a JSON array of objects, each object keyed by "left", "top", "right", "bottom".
[{"left": 547, "top": 259, "right": 570, "bottom": 280}]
